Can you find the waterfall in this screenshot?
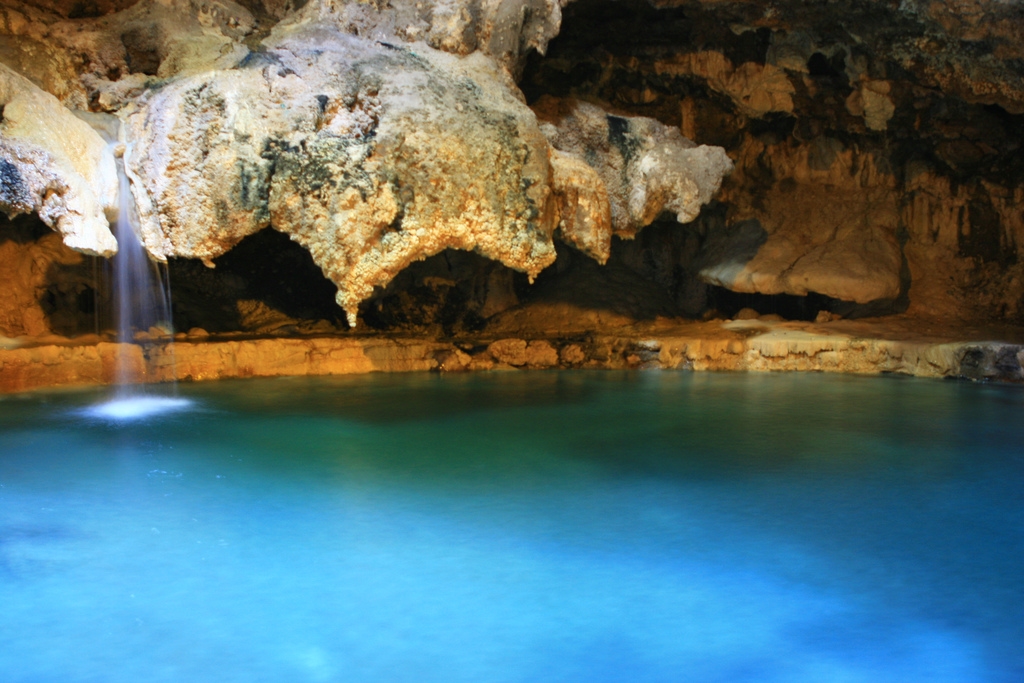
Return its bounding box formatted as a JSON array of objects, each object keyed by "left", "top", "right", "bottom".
[
  {"left": 79, "top": 113, "right": 190, "bottom": 420},
  {"left": 110, "top": 144, "right": 174, "bottom": 392}
]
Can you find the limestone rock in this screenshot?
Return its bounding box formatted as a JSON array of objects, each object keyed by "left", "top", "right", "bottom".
[
  {"left": 124, "top": 29, "right": 560, "bottom": 326},
  {"left": 488, "top": 337, "right": 529, "bottom": 365},
  {"left": 487, "top": 337, "right": 558, "bottom": 366},
  {"left": 0, "top": 219, "right": 99, "bottom": 338},
  {"left": 698, "top": 207, "right": 903, "bottom": 305},
  {"left": 901, "top": 165, "right": 1024, "bottom": 320},
  {"left": 559, "top": 343, "right": 585, "bottom": 365},
  {"left": 653, "top": 51, "right": 796, "bottom": 117},
  {"left": 534, "top": 97, "right": 734, "bottom": 239},
  {"left": 548, "top": 148, "right": 612, "bottom": 262},
  {"left": 0, "top": 0, "right": 735, "bottom": 329},
  {"left": 523, "top": 339, "right": 558, "bottom": 366},
  {"left": 285, "top": 0, "right": 563, "bottom": 76},
  {"left": 434, "top": 347, "right": 471, "bottom": 371},
  {"left": 699, "top": 137, "right": 904, "bottom": 305},
  {"left": 0, "top": 64, "right": 117, "bottom": 255},
  {"left": 845, "top": 80, "right": 896, "bottom": 132}
]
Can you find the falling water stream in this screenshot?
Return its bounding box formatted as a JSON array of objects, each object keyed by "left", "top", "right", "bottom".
[
  {"left": 81, "top": 113, "right": 189, "bottom": 419},
  {"left": 110, "top": 150, "right": 173, "bottom": 390}
]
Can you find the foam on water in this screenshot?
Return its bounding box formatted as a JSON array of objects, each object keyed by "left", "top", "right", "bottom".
[{"left": 83, "top": 395, "right": 193, "bottom": 420}]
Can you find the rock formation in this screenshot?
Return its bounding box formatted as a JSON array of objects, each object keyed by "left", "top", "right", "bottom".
[
  {"left": 2, "top": 0, "right": 1024, "bottom": 388},
  {"left": 0, "top": 63, "right": 118, "bottom": 256},
  {"left": 523, "top": 0, "right": 1024, "bottom": 323},
  {"left": 0, "top": 0, "right": 732, "bottom": 329}
]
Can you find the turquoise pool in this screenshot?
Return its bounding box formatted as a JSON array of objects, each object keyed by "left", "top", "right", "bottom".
[{"left": 1, "top": 371, "right": 1022, "bottom": 682}]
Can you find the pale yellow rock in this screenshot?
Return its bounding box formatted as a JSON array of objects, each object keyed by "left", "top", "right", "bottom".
[
  {"left": 435, "top": 348, "right": 472, "bottom": 371},
  {"left": 559, "top": 343, "right": 585, "bottom": 365},
  {"left": 549, "top": 149, "right": 612, "bottom": 262},
  {"left": 524, "top": 339, "right": 558, "bottom": 367},
  {"left": 702, "top": 137, "right": 902, "bottom": 304},
  {"left": 846, "top": 80, "right": 896, "bottom": 131},
  {"left": 0, "top": 64, "right": 117, "bottom": 255},
  {"left": 2, "top": 318, "right": 1022, "bottom": 393},
  {"left": 288, "top": 0, "right": 562, "bottom": 75},
  {"left": 124, "top": 32, "right": 562, "bottom": 326},
  {"left": 0, "top": 33, "right": 88, "bottom": 108},
  {"left": 535, "top": 97, "right": 733, "bottom": 238},
  {"left": 485, "top": 338, "right": 558, "bottom": 366},
  {"left": 488, "top": 338, "right": 529, "bottom": 365}
]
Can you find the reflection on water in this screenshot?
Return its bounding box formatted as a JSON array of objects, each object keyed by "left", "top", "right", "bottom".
[{"left": 1, "top": 372, "right": 1022, "bottom": 682}]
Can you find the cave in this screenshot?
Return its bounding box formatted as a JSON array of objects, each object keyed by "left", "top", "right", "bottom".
[
  {"left": 2, "top": 0, "right": 1024, "bottom": 678},
  {"left": 2, "top": 0, "right": 1023, "bottom": 388}
]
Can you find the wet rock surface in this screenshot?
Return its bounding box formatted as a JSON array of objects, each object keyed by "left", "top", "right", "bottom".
[{"left": 4, "top": 315, "right": 1024, "bottom": 394}]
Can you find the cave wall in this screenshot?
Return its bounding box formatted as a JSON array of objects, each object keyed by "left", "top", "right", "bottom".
[
  {"left": 0, "top": 214, "right": 106, "bottom": 340},
  {"left": 0, "top": 0, "right": 1023, "bottom": 343},
  {"left": 522, "top": 0, "right": 1024, "bottom": 324}
]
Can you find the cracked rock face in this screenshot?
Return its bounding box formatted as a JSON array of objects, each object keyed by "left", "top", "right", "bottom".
[{"left": 0, "top": 0, "right": 732, "bottom": 327}]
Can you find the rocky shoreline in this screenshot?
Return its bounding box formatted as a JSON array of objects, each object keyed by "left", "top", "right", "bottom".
[{"left": 3, "top": 317, "right": 1022, "bottom": 394}]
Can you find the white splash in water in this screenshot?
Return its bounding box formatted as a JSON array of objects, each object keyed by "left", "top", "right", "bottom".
[{"left": 83, "top": 396, "right": 193, "bottom": 421}]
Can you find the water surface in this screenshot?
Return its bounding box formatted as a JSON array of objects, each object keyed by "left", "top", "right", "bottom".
[{"left": 1, "top": 372, "right": 1022, "bottom": 682}]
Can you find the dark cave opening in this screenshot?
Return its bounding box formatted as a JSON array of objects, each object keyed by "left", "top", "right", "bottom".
[
  {"left": 0, "top": 214, "right": 110, "bottom": 338},
  {"left": 167, "top": 228, "right": 346, "bottom": 335},
  {"left": 701, "top": 286, "right": 904, "bottom": 322},
  {"left": 358, "top": 250, "right": 514, "bottom": 337},
  {"left": 0, "top": 213, "right": 49, "bottom": 245}
]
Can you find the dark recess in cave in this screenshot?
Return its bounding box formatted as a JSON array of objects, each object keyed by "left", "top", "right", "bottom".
[
  {"left": 706, "top": 287, "right": 831, "bottom": 322},
  {"left": 121, "top": 26, "right": 164, "bottom": 76},
  {"left": 167, "top": 228, "right": 345, "bottom": 333},
  {"left": 520, "top": 240, "right": 683, "bottom": 321},
  {"left": 963, "top": 196, "right": 1016, "bottom": 267},
  {"left": 0, "top": 213, "right": 49, "bottom": 245},
  {"left": 806, "top": 52, "right": 847, "bottom": 83},
  {"left": 704, "top": 286, "right": 907, "bottom": 322},
  {"left": 359, "top": 250, "right": 506, "bottom": 336},
  {"left": 68, "top": 3, "right": 104, "bottom": 18},
  {"left": 0, "top": 214, "right": 109, "bottom": 337}
]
